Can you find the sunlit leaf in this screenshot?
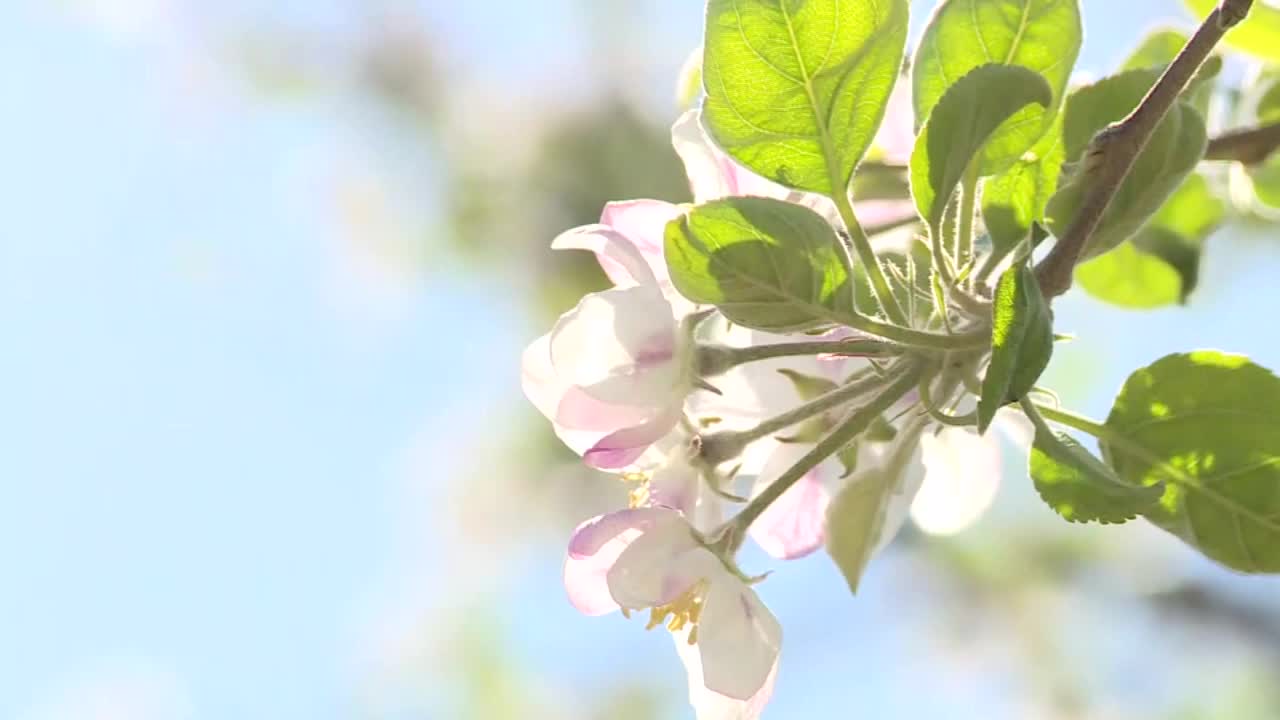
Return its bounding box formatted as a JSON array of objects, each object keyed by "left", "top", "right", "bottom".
[
  {"left": 702, "top": 0, "right": 908, "bottom": 194},
  {"left": 1031, "top": 426, "right": 1162, "bottom": 524},
  {"left": 1104, "top": 352, "right": 1280, "bottom": 573},
  {"left": 1077, "top": 173, "right": 1223, "bottom": 308},
  {"left": 910, "top": 64, "right": 1052, "bottom": 232},
  {"left": 977, "top": 262, "right": 1054, "bottom": 433},
  {"left": 664, "top": 197, "right": 851, "bottom": 332},
  {"left": 981, "top": 113, "right": 1065, "bottom": 257},
  {"left": 913, "top": 0, "right": 1081, "bottom": 174},
  {"left": 1186, "top": 0, "right": 1280, "bottom": 63}
]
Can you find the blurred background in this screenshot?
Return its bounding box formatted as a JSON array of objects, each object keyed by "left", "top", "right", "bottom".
[{"left": 2, "top": 0, "right": 1280, "bottom": 718}]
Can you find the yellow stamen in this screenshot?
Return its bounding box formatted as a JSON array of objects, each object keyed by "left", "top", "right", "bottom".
[{"left": 639, "top": 580, "right": 708, "bottom": 642}]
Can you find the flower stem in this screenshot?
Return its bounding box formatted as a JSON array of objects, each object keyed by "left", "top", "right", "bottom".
[
  {"left": 1030, "top": 402, "right": 1111, "bottom": 440},
  {"left": 700, "top": 365, "right": 892, "bottom": 463},
  {"left": 698, "top": 339, "right": 900, "bottom": 376},
  {"left": 726, "top": 362, "right": 925, "bottom": 536},
  {"left": 1034, "top": 0, "right": 1255, "bottom": 299},
  {"left": 957, "top": 162, "right": 980, "bottom": 286},
  {"left": 833, "top": 190, "right": 908, "bottom": 326}
]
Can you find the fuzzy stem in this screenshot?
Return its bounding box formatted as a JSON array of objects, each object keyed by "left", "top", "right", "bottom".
[
  {"left": 834, "top": 191, "right": 908, "bottom": 325},
  {"left": 698, "top": 339, "right": 899, "bottom": 376},
  {"left": 724, "top": 362, "right": 924, "bottom": 535}
]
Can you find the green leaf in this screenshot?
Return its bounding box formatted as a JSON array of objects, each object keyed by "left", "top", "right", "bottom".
[
  {"left": 1186, "top": 0, "right": 1280, "bottom": 64},
  {"left": 912, "top": 0, "right": 1082, "bottom": 174},
  {"left": 1076, "top": 173, "right": 1223, "bottom": 308},
  {"left": 981, "top": 113, "right": 1066, "bottom": 257},
  {"left": 1045, "top": 70, "right": 1207, "bottom": 259},
  {"left": 977, "top": 262, "right": 1053, "bottom": 432},
  {"left": 1249, "top": 155, "right": 1280, "bottom": 208},
  {"left": 702, "top": 0, "right": 908, "bottom": 194},
  {"left": 1074, "top": 243, "right": 1183, "bottom": 309},
  {"left": 664, "top": 197, "right": 851, "bottom": 332},
  {"left": 1257, "top": 72, "right": 1280, "bottom": 123},
  {"left": 1122, "top": 29, "right": 1191, "bottom": 70},
  {"left": 1031, "top": 427, "right": 1162, "bottom": 524},
  {"left": 1103, "top": 352, "right": 1280, "bottom": 573},
  {"left": 910, "top": 64, "right": 1052, "bottom": 232},
  {"left": 776, "top": 368, "right": 839, "bottom": 401},
  {"left": 826, "top": 469, "right": 890, "bottom": 593}
]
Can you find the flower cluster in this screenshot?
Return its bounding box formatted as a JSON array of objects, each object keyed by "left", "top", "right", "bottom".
[{"left": 521, "top": 90, "right": 1031, "bottom": 719}]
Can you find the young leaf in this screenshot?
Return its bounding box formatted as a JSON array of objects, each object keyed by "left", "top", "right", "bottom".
[
  {"left": 1045, "top": 70, "right": 1207, "bottom": 260},
  {"left": 664, "top": 197, "right": 851, "bottom": 332},
  {"left": 1103, "top": 352, "right": 1280, "bottom": 573},
  {"left": 1076, "top": 173, "right": 1224, "bottom": 308},
  {"left": 1122, "top": 29, "right": 1191, "bottom": 70},
  {"left": 913, "top": 0, "right": 1082, "bottom": 174},
  {"left": 1031, "top": 428, "right": 1162, "bottom": 524},
  {"left": 826, "top": 469, "right": 891, "bottom": 594},
  {"left": 981, "top": 114, "right": 1065, "bottom": 257},
  {"left": 702, "top": 0, "right": 908, "bottom": 195},
  {"left": 910, "top": 65, "right": 1052, "bottom": 232},
  {"left": 1186, "top": 0, "right": 1280, "bottom": 64},
  {"left": 977, "top": 263, "right": 1053, "bottom": 433}
]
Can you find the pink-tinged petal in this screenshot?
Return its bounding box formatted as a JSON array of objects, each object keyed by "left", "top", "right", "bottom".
[
  {"left": 584, "top": 407, "right": 682, "bottom": 470},
  {"left": 671, "top": 110, "right": 787, "bottom": 203},
  {"left": 871, "top": 80, "right": 914, "bottom": 164},
  {"left": 910, "top": 428, "right": 1001, "bottom": 536},
  {"left": 674, "top": 626, "right": 779, "bottom": 720},
  {"left": 520, "top": 333, "right": 564, "bottom": 422},
  {"left": 605, "top": 513, "right": 703, "bottom": 608},
  {"left": 549, "top": 285, "right": 681, "bottom": 407},
  {"left": 555, "top": 386, "right": 658, "bottom": 432},
  {"left": 648, "top": 454, "right": 701, "bottom": 515},
  {"left": 695, "top": 573, "right": 782, "bottom": 701},
  {"left": 523, "top": 333, "right": 606, "bottom": 456},
  {"left": 599, "top": 200, "right": 682, "bottom": 275},
  {"left": 852, "top": 199, "right": 915, "bottom": 228},
  {"left": 552, "top": 224, "right": 656, "bottom": 287},
  {"left": 565, "top": 508, "right": 673, "bottom": 616},
  {"left": 672, "top": 110, "right": 732, "bottom": 203},
  {"left": 748, "top": 443, "right": 833, "bottom": 560}
]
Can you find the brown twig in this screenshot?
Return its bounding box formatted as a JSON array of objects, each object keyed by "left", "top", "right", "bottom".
[
  {"left": 1205, "top": 120, "right": 1280, "bottom": 164},
  {"left": 1035, "top": 0, "right": 1255, "bottom": 300}
]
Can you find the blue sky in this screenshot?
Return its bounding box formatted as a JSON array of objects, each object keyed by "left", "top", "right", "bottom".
[{"left": 2, "top": 0, "right": 1278, "bottom": 718}]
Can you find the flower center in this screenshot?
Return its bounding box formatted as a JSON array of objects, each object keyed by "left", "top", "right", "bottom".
[
  {"left": 641, "top": 579, "right": 709, "bottom": 645},
  {"left": 619, "top": 471, "right": 650, "bottom": 508}
]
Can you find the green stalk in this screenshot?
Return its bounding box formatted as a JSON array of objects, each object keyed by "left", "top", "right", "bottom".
[{"left": 725, "top": 362, "right": 924, "bottom": 535}]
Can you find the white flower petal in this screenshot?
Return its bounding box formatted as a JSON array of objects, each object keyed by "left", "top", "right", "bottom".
[
  {"left": 674, "top": 627, "right": 779, "bottom": 720},
  {"left": 606, "top": 514, "right": 703, "bottom": 608},
  {"left": 549, "top": 285, "right": 681, "bottom": 407},
  {"left": 995, "top": 406, "right": 1035, "bottom": 451},
  {"left": 911, "top": 427, "right": 1002, "bottom": 536},
  {"left": 583, "top": 406, "right": 682, "bottom": 470},
  {"left": 552, "top": 223, "right": 657, "bottom": 287},
  {"left": 696, "top": 572, "right": 782, "bottom": 701},
  {"left": 748, "top": 442, "right": 834, "bottom": 560},
  {"left": 564, "top": 508, "right": 673, "bottom": 616}
]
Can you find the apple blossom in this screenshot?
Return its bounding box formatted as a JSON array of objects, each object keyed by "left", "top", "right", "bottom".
[
  {"left": 563, "top": 506, "right": 782, "bottom": 716},
  {"left": 521, "top": 228, "right": 694, "bottom": 469}
]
